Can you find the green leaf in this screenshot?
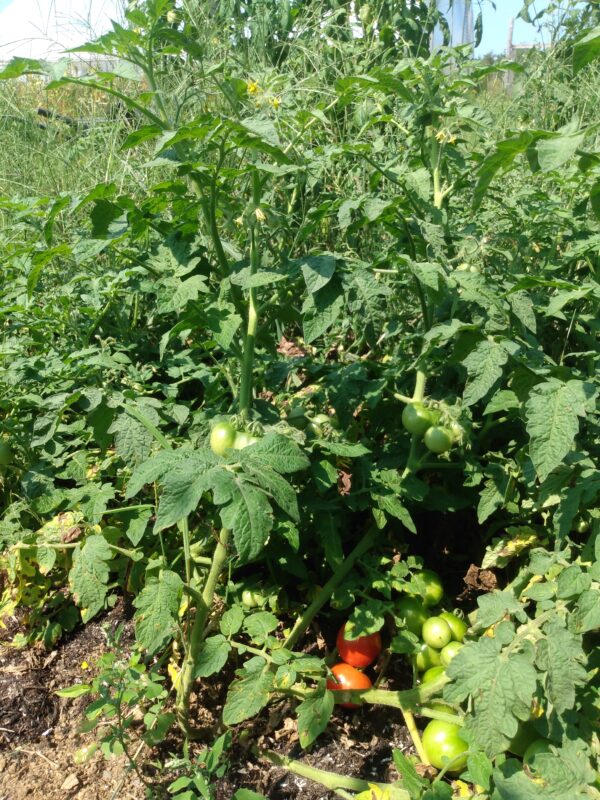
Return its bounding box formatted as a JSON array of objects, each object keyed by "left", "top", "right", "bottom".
[
  {"left": 297, "top": 689, "right": 334, "bottom": 748},
  {"left": 525, "top": 379, "right": 597, "bottom": 481},
  {"left": 462, "top": 340, "right": 509, "bottom": 407},
  {"left": 220, "top": 606, "right": 244, "bottom": 636},
  {"left": 217, "top": 475, "right": 274, "bottom": 563},
  {"left": 573, "top": 26, "right": 600, "bottom": 73},
  {"left": 134, "top": 570, "right": 183, "bottom": 654},
  {"left": 475, "top": 590, "right": 528, "bottom": 629},
  {"left": 392, "top": 749, "right": 428, "bottom": 797},
  {"left": 222, "top": 667, "right": 274, "bottom": 725},
  {"left": 231, "top": 267, "right": 285, "bottom": 288},
  {"left": 302, "top": 277, "right": 344, "bottom": 344},
  {"left": 537, "top": 618, "right": 587, "bottom": 714},
  {"left": 233, "top": 791, "right": 268, "bottom": 800},
  {"left": 69, "top": 535, "right": 113, "bottom": 623},
  {"left": 300, "top": 254, "right": 337, "bottom": 294},
  {"left": 446, "top": 637, "right": 537, "bottom": 757},
  {"left": 125, "top": 508, "right": 152, "bottom": 546},
  {"left": 193, "top": 635, "right": 231, "bottom": 678},
  {"left": 154, "top": 467, "right": 213, "bottom": 532},
  {"left": 77, "top": 483, "right": 116, "bottom": 525},
  {"left": 536, "top": 128, "right": 586, "bottom": 172},
  {"left": 473, "top": 131, "right": 535, "bottom": 210},
  {"left": 244, "top": 433, "right": 310, "bottom": 474},
  {"left": 243, "top": 612, "right": 279, "bottom": 643},
  {"left": 572, "top": 587, "right": 600, "bottom": 633}
]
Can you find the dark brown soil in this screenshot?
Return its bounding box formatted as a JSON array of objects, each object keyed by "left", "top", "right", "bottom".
[{"left": 0, "top": 600, "right": 416, "bottom": 800}]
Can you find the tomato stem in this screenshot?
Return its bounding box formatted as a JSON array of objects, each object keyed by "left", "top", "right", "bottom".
[
  {"left": 282, "top": 526, "right": 378, "bottom": 651},
  {"left": 176, "top": 527, "right": 231, "bottom": 738},
  {"left": 258, "top": 748, "right": 409, "bottom": 798}
]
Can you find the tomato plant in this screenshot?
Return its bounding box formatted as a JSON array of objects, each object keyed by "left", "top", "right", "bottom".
[
  {"left": 326, "top": 663, "right": 372, "bottom": 708},
  {"left": 336, "top": 623, "right": 382, "bottom": 668},
  {"left": 210, "top": 422, "right": 237, "bottom": 456},
  {"left": 423, "top": 426, "right": 454, "bottom": 454},
  {"left": 422, "top": 720, "right": 468, "bottom": 774},
  {"left": 422, "top": 617, "right": 453, "bottom": 649}
]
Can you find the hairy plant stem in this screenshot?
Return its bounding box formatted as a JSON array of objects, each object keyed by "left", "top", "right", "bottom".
[
  {"left": 238, "top": 222, "right": 260, "bottom": 417},
  {"left": 258, "top": 748, "right": 410, "bottom": 799},
  {"left": 176, "top": 527, "right": 231, "bottom": 737},
  {"left": 282, "top": 526, "right": 378, "bottom": 651}
]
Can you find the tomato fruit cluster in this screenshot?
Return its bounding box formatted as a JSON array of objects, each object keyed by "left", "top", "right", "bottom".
[
  {"left": 401, "top": 401, "right": 462, "bottom": 455},
  {"left": 209, "top": 421, "right": 259, "bottom": 456},
  {"left": 328, "top": 622, "right": 382, "bottom": 707}
]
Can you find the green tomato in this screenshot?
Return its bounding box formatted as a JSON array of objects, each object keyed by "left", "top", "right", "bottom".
[
  {"left": 523, "top": 739, "right": 552, "bottom": 766},
  {"left": 233, "top": 431, "right": 259, "bottom": 450},
  {"left": 287, "top": 405, "right": 308, "bottom": 429},
  {"left": 422, "top": 720, "right": 468, "bottom": 774},
  {"left": 507, "top": 721, "right": 539, "bottom": 757},
  {"left": 395, "top": 596, "right": 428, "bottom": 636},
  {"left": 312, "top": 412, "right": 340, "bottom": 430},
  {"left": 438, "top": 611, "right": 467, "bottom": 642},
  {"left": 412, "top": 569, "right": 444, "bottom": 608},
  {"left": 306, "top": 421, "right": 323, "bottom": 438},
  {"left": 440, "top": 640, "right": 463, "bottom": 666},
  {"left": 421, "top": 665, "right": 446, "bottom": 684},
  {"left": 209, "top": 422, "right": 237, "bottom": 456},
  {"left": 424, "top": 426, "right": 454, "bottom": 454},
  {"left": 574, "top": 517, "right": 590, "bottom": 534},
  {"left": 415, "top": 643, "right": 442, "bottom": 672},
  {"left": 242, "top": 589, "right": 265, "bottom": 608},
  {"left": 402, "top": 403, "right": 436, "bottom": 436},
  {"left": 422, "top": 617, "right": 453, "bottom": 650}
]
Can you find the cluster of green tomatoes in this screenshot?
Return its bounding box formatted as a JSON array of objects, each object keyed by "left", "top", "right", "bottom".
[
  {"left": 396, "top": 570, "right": 469, "bottom": 773},
  {"left": 401, "top": 402, "right": 462, "bottom": 454},
  {"left": 209, "top": 421, "right": 260, "bottom": 455}
]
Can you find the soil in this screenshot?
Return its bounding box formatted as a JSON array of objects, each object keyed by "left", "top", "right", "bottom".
[{"left": 0, "top": 601, "right": 416, "bottom": 800}]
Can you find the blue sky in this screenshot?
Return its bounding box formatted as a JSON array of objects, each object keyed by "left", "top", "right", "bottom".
[{"left": 475, "top": 0, "right": 551, "bottom": 55}]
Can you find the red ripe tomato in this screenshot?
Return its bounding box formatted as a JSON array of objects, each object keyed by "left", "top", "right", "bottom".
[
  {"left": 326, "top": 663, "right": 372, "bottom": 708},
  {"left": 336, "top": 624, "right": 382, "bottom": 668}
]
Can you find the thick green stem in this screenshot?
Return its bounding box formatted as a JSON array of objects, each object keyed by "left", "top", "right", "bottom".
[
  {"left": 259, "top": 749, "right": 409, "bottom": 798},
  {"left": 238, "top": 226, "right": 260, "bottom": 417},
  {"left": 176, "top": 527, "right": 231, "bottom": 737},
  {"left": 283, "top": 527, "right": 378, "bottom": 651},
  {"left": 402, "top": 709, "right": 430, "bottom": 765},
  {"left": 412, "top": 370, "right": 427, "bottom": 401}
]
